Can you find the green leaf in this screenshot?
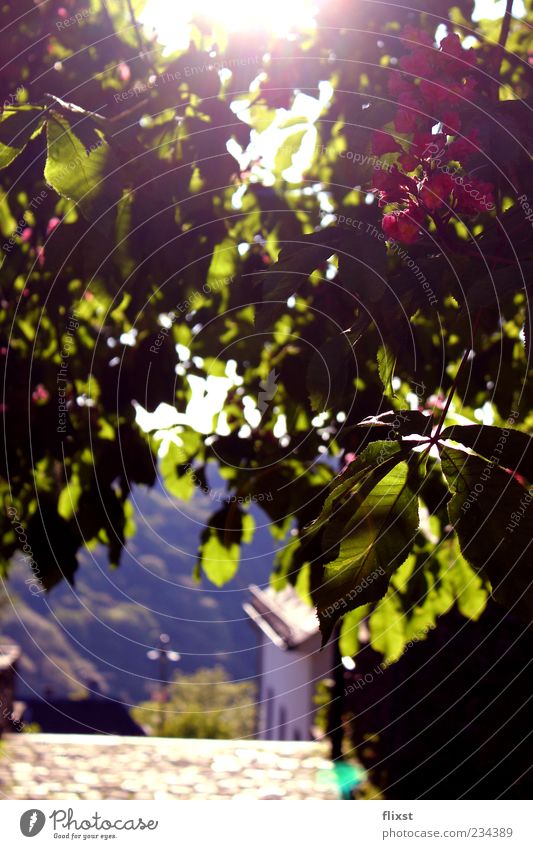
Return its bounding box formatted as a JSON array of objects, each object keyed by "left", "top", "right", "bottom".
[
  {"left": 241, "top": 512, "right": 255, "bottom": 544},
  {"left": 377, "top": 343, "right": 396, "bottom": 397},
  {"left": 198, "top": 504, "right": 251, "bottom": 587},
  {"left": 0, "top": 105, "right": 45, "bottom": 169},
  {"left": 339, "top": 605, "right": 369, "bottom": 658},
  {"left": 255, "top": 224, "right": 389, "bottom": 331},
  {"left": 312, "top": 441, "right": 419, "bottom": 643},
  {"left": 254, "top": 227, "right": 349, "bottom": 331},
  {"left": 368, "top": 594, "right": 407, "bottom": 664},
  {"left": 337, "top": 226, "right": 387, "bottom": 305},
  {"left": 441, "top": 424, "right": 533, "bottom": 483},
  {"left": 465, "top": 261, "right": 533, "bottom": 312},
  {"left": 294, "top": 561, "right": 312, "bottom": 606},
  {"left": 248, "top": 103, "right": 277, "bottom": 132},
  {"left": 306, "top": 440, "right": 404, "bottom": 541},
  {"left": 440, "top": 446, "right": 533, "bottom": 622},
  {"left": 27, "top": 502, "right": 80, "bottom": 590},
  {"left": 200, "top": 534, "right": 240, "bottom": 587},
  {"left": 160, "top": 442, "right": 195, "bottom": 501},
  {"left": 366, "top": 538, "right": 488, "bottom": 666},
  {"left": 44, "top": 111, "right": 121, "bottom": 220},
  {"left": 442, "top": 550, "right": 488, "bottom": 621},
  {"left": 274, "top": 129, "right": 306, "bottom": 175},
  {"left": 306, "top": 322, "right": 367, "bottom": 412}
]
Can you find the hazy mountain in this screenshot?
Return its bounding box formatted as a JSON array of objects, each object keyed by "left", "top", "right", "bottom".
[{"left": 1, "top": 482, "right": 276, "bottom": 704}]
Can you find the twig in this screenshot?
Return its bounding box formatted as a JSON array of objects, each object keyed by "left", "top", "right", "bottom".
[
  {"left": 431, "top": 345, "right": 471, "bottom": 445},
  {"left": 493, "top": 0, "right": 514, "bottom": 99},
  {"left": 44, "top": 93, "right": 106, "bottom": 122},
  {"left": 126, "top": 0, "right": 155, "bottom": 73},
  {"left": 420, "top": 311, "right": 483, "bottom": 463},
  {"left": 462, "top": 249, "right": 514, "bottom": 265}
]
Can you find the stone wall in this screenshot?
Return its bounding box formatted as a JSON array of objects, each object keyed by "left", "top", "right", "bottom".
[{"left": 1, "top": 735, "right": 340, "bottom": 799}]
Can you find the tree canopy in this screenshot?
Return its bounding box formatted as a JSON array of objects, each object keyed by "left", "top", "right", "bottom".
[
  {"left": 1, "top": 0, "right": 532, "bottom": 660},
  {"left": 132, "top": 665, "right": 256, "bottom": 738}
]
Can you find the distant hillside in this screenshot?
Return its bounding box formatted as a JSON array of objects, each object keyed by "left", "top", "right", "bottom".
[{"left": 1, "top": 482, "right": 275, "bottom": 704}]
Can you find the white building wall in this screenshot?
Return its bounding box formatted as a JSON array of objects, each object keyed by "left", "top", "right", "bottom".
[{"left": 258, "top": 636, "right": 334, "bottom": 741}]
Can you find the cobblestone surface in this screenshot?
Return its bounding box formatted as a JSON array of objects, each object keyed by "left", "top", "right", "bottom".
[{"left": 0, "top": 734, "right": 339, "bottom": 799}]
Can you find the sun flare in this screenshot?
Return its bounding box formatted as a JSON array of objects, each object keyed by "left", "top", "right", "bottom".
[{"left": 140, "top": 0, "right": 319, "bottom": 52}]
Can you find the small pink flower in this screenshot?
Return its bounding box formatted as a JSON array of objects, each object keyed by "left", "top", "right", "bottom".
[
  {"left": 47, "top": 217, "right": 61, "bottom": 235},
  {"left": 419, "top": 173, "right": 454, "bottom": 212},
  {"left": 341, "top": 452, "right": 358, "bottom": 472},
  {"left": 382, "top": 208, "right": 423, "bottom": 244},
  {"left": 32, "top": 384, "right": 50, "bottom": 404},
  {"left": 118, "top": 62, "right": 131, "bottom": 82}
]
